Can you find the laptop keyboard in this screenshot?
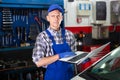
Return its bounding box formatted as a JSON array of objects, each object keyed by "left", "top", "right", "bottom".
[{"left": 68, "top": 53, "right": 88, "bottom": 62}]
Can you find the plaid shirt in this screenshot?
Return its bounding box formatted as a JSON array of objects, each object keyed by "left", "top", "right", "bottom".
[{"left": 32, "top": 27, "right": 77, "bottom": 65}]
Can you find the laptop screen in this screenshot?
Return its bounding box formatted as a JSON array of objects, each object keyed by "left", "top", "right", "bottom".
[{"left": 59, "top": 42, "right": 110, "bottom": 64}]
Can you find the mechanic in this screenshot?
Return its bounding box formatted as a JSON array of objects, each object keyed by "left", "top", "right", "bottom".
[{"left": 32, "top": 4, "right": 77, "bottom": 80}]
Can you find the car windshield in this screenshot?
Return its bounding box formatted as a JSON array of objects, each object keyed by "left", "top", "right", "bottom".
[{"left": 91, "top": 46, "right": 120, "bottom": 80}]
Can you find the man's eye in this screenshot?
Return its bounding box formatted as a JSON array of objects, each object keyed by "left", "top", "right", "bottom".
[{"left": 50, "top": 15, "right": 60, "bottom": 18}]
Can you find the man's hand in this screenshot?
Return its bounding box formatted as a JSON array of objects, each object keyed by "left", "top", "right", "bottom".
[{"left": 59, "top": 52, "right": 76, "bottom": 59}]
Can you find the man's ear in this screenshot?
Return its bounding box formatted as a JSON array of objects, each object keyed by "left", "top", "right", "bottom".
[{"left": 46, "top": 15, "right": 49, "bottom": 22}]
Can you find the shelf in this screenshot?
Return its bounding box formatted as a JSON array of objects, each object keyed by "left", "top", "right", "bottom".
[
  {"left": 0, "top": 46, "right": 33, "bottom": 52},
  {"left": 0, "top": 0, "right": 63, "bottom": 8},
  {"left": 0, "top": 65, "right": 36, "bottom": 72}
]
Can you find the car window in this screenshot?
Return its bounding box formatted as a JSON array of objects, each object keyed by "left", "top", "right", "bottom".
[{"left": 91, "top": 46, "right": 120, "bottom": 80}]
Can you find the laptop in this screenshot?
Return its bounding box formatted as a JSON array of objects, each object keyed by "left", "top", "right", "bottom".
[{"left": 59, "top": 42, "right": 110, "bottom": 64}]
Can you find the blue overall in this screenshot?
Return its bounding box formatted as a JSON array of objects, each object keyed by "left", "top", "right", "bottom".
[{"left": 44, "top": 29, "right": 74, "bottom": 80}]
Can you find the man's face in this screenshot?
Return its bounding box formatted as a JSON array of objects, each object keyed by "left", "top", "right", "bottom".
[{"left": 47, "top": 10, "right": 63, "bottom": 31}]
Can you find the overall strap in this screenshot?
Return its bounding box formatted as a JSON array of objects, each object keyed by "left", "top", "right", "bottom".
[
  {"left": 46, "top": 29, "right": 66, "bottom": 44},
  {"left": 61, "top": 28, "right": 66, "bottom": 43},
  {"left": 46, "top": 30, "right": 56, "bottom": 45}
]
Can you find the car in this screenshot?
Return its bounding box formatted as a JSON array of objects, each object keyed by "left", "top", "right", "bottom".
[{"left": 71, "top": 46, "right": 120, "bottom": 80}]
